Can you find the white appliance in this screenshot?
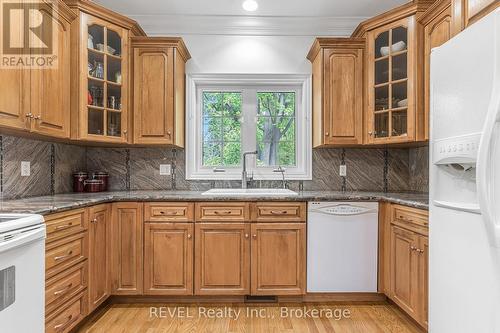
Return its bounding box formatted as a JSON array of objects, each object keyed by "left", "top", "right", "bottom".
[
  {"left": 430, "top": 8, "right": 500, "bottom": 333},
  {"left": 307, "top": 202, "right": 378, "bottom": 292},
  {"left": 0, "top": 214, "right": 46, "bottom": 333}
]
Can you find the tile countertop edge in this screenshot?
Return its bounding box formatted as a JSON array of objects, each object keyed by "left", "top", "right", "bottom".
[{"left": 0, "top": 191, "right": 429, "bottom": 215}]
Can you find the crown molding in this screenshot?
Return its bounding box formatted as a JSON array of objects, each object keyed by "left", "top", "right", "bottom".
[{"left": 128, "top": 14, "right": 367, "bottom": 36}]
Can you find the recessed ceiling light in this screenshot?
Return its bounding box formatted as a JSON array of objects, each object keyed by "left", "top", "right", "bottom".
[{"left": 242, "top": 0, "right": 258, "bottom": 12}]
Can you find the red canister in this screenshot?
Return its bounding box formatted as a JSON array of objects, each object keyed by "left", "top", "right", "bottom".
[
  {"left": 92, "top": 172, "right": 109, "bottom": 191},
  {"left": 84, "top": 179, "right": 103, "bottom": 192},
  {"left": 73, "top": 172, "right": 88, "bottom": 192}
]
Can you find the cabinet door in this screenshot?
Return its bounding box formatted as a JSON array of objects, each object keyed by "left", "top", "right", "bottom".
[
  {"left": 30, "top": 6, "right": 71, "bottom": 138},
  {"left": 367, "top": 16, "right": 415, "bottom": 144},
  {"left": 423, "top": 4, "right": 452, "bottom": 140},
  {"left": 323, "top": 48, "right": 363, "bottom": 145},
  {"left": 80, "top": 14, "right": 129, "bottom": 143},
  {"left": 251, "top": 223, "right": 306, "bottom": 295},
  {"left": 111, "top": 203, "right": 143, "bottom": 295},
  {"left": 133, "top": 47, "right": 174, "bottom": 144},
  {"left": 88, "top": 204, "right": 111, "bottom": 311},
  {"left": 390, "top": 225, "right": 420, "bottom": 320},
  {"left": 195, "top": 223, "right": 250, "bottom": 295},
  {"left": 144, "top": 223, "right": 193, "bottom": 295},
  {"left": 418, "top": 235, "right": 429, "bottom": 329},
  {"left": 0, "top": 3, "right": 29, "bottom": 132}
]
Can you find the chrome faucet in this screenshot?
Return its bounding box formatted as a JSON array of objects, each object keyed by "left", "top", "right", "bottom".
[
  {"left": 242, "top": 151, "right": 258, "bottom": 189},
  {"left": 273, "top": 166, "right": 286, "bottom": 189}
]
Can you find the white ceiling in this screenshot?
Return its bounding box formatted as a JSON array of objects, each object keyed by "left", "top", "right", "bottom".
[{"left": 95, "top": 0, "right": 408, "bottom": 36}]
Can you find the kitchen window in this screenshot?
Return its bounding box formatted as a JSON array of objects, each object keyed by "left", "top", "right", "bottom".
[{"left": 186, "top": 74, "right": 311, "bottom": 180}]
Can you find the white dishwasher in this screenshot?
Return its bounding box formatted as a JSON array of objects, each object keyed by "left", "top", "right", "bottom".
[{"left": 307, "top": 202, "right": 378, "bottom": 292}]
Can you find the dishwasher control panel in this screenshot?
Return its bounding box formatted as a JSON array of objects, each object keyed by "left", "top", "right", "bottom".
[{"left": 309, "top": 202, "right": 376, "bottom": 216}]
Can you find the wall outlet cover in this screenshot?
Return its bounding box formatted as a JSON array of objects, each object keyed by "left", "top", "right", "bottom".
[
  {"left": 21, "top": 161, "right": 30, "bottom": 177},
  {"left": 339, "top": 164, "right": 347, "bottom": 177},
  {"left": 160, "top": 164, "right": 172, "bottom": 175}
]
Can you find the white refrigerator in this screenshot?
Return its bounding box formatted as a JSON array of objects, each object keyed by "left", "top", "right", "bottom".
[{"left": 430, "top": 8, "right": 500, "bottom": 333}]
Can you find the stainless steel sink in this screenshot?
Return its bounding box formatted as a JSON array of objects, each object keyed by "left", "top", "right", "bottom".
[{"left": 201, "top": 188, "right": 298, "bottom": 197}]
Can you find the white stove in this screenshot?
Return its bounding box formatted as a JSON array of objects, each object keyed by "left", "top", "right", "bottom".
[{"left": 0, "top": 214, "right": 46, "bottom": 333}]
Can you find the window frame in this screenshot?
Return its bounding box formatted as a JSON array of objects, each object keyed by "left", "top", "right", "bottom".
[{"left": 186, "top": 74, "right": 312, "bottom": 180}]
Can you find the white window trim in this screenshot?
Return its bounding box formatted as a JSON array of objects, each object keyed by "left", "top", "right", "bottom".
[{"left": 186, "top": 74, "right": 312, "bottom": 181}]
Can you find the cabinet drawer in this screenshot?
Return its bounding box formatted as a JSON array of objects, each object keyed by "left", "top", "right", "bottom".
[
  {"left": 145, "top": 203, "right": 194, "bottom": 222},
  {"left": 251, "top": 202, "right": 306, "bottom": 222},
  {"left": 45, "top": 209, "right": 87, "bottom": 243},
  {"left": 46, "top": 233, "right": 87, "bottom": 278},
  {"left": 45, "top": 291, "right": 87, "bottom": 333},
  {"left": 392, "top": 205, "right": 428, "bottom": 228},
  {"left": 196, "top": 203, "right": 250, "bottom": 222},
  {"left": 46, "top": 261, "right": 87, "bottom": 315}
]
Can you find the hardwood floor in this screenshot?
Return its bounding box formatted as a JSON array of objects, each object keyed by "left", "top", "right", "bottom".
[{"left": 76, "top": 302, "right": 425, "bottom": 333}]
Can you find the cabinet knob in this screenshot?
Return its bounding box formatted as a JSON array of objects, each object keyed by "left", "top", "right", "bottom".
[
  {"left": 325, "top": 132, "right": 329, "bottom": 136},
  {"left": 34, "top": 115, "right": 41, "bottom": 120},
  {"left": 252, "top": 234, "right": 257, "bottom": 239},
  {"left": 25, "top": 113, "right": 33, "bottom": 119},
  {"left": 91, "top": 218, "right": 97, "bottom": 223},
  {"left": 368, "top": 131, "right": 373, "bottom": 136},
  {"left": 167, "top": 130, "right": 172, "bottom": 136},
  {"left": 245, "top": 233, "right": 249, "bottom": 238},
  {"left": 410, "top": 246, "right": 417, "bottom": 251},
  {"left": 187, "top": 234, "right": 192, "bottom": 239}
]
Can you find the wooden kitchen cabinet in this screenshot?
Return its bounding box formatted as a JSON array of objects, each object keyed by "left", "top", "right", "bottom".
[
  {"left": 66, "top": 0, "right": 145, "bottom": 143},
  {"left": 88, "top": 204, "right": 111, "bottom": 311},
  {"left": 451, "top": 0, "right": 499, "bottom": 33},
  {"left": 352, "top": 1, "right": 433, "bottom": 145},
  {"left": 389, "top": 225, "right": 420, "bottom": 318},
  {"left": 0, "top": 0, "right": 74, "bottom": 139},
  {"left": 195, "top": 223, "right": 250, "bottom": 295},
  {"left": 111, "top": 202, "right": 143, "bottom": 295},
  {"left": 388, "top": 204, "right": 429, "bottom": 329},
  {"left": 132, "top": 37, "right": 191, "bottom": 146},
  {"left": 250, "top": 223, "right": 306, "bottom": 295},
  {"left": 307, "top": 38, "right": 365, "bottom": 147},
  {"left": 419, "top": 0, "right": 452, "bottom": 141},
  {"left": 143, "top": 223, "right": 194, "bottom": 295}
]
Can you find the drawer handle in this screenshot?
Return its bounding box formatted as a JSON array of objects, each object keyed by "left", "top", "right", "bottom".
[
  {"left": 160, "top": 211, "right": 179, "bottom": 216},
  {"left": 54, "top": 223, "right": 74, "bottom": 230},
  {"left": 399, "top": 215, "right": 414, "bottom": 223},
  {"left": 54, "top": 250, "right": 73, "bottom": 261},
  {"left": 53, "top": 283, "right": 73, "bottom": 296},
  {"left": 214, "top": 210, "right": 232, "bottom": 215},
  {"left": 270, "top": 210, "right": 288, "bottom": 215},
  {"left": 54, "top": 314, "right": 73, "bottom": 331}
]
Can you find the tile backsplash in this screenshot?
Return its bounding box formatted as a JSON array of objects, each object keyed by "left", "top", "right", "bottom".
[{"left": 0, "top": 134, "right": 429, "bottom": 200}]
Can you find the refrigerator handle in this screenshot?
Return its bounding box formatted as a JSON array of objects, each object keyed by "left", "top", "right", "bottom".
[{"left": 477, "top": 81, "right": 500, "bottom": 247}]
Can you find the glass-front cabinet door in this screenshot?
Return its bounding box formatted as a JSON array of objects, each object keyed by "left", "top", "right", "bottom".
[
  {"left": 80, "top": 14, "right": 128, "bottom": 142},
  {"left": 367, "top": 17, "right": 415, "bottom": 144}
]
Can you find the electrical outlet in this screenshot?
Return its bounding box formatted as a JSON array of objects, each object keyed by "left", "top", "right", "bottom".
[
  {"left": 21, "top": 161, "right": 30, "bottom": 177},
  {"left": 339, "top": 164, "right": 347, "bottom": 177},
  {"left": 159, "top": 164, "right": 172, "bottom": 175}
]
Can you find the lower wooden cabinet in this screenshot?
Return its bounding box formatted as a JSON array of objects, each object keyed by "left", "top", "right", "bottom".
[
  {"left": 250, "top": 223, "right": 306, "bottom": 295},
  {"left": 88, "top": 204, "right": 111, "bottom": 311},
  {"left": 388, "top": 205, "right": 429, "bottom": 329},
  {"left": 111, "top": 203, "right": 144, "bottom": 295},
  {"left": 143, "top": 222, "right": 194, "bottom": 295},
  {"left": 195, "top": 223, "right": 250, "bottom": 295}
]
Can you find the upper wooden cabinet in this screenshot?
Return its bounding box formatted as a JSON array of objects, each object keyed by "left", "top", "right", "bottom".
[
  {"left": 0, "top": 0, "right": 74, "bottom": 139},
  {"left": 451, "top": 0, "right": 499, "bottom": 32},
  {"left": 351, "top": 1, "right": 434, "bottom": 145},
  {"left": 419, "top": 0, "right": 453, "bottom": 141},
  {"left": 131, "top": 37, "right": 191, "bottom": 146},
  {"left": 307, "top": 38, "right": 365, "bottom": 147},
  {"left": 65, "top": 0, "right": 145, "bottom": 144}
]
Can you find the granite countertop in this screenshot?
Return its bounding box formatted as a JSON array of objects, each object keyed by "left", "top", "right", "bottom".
[{"left": 0, "top": 190, "right": 429, "bottom": 215}]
